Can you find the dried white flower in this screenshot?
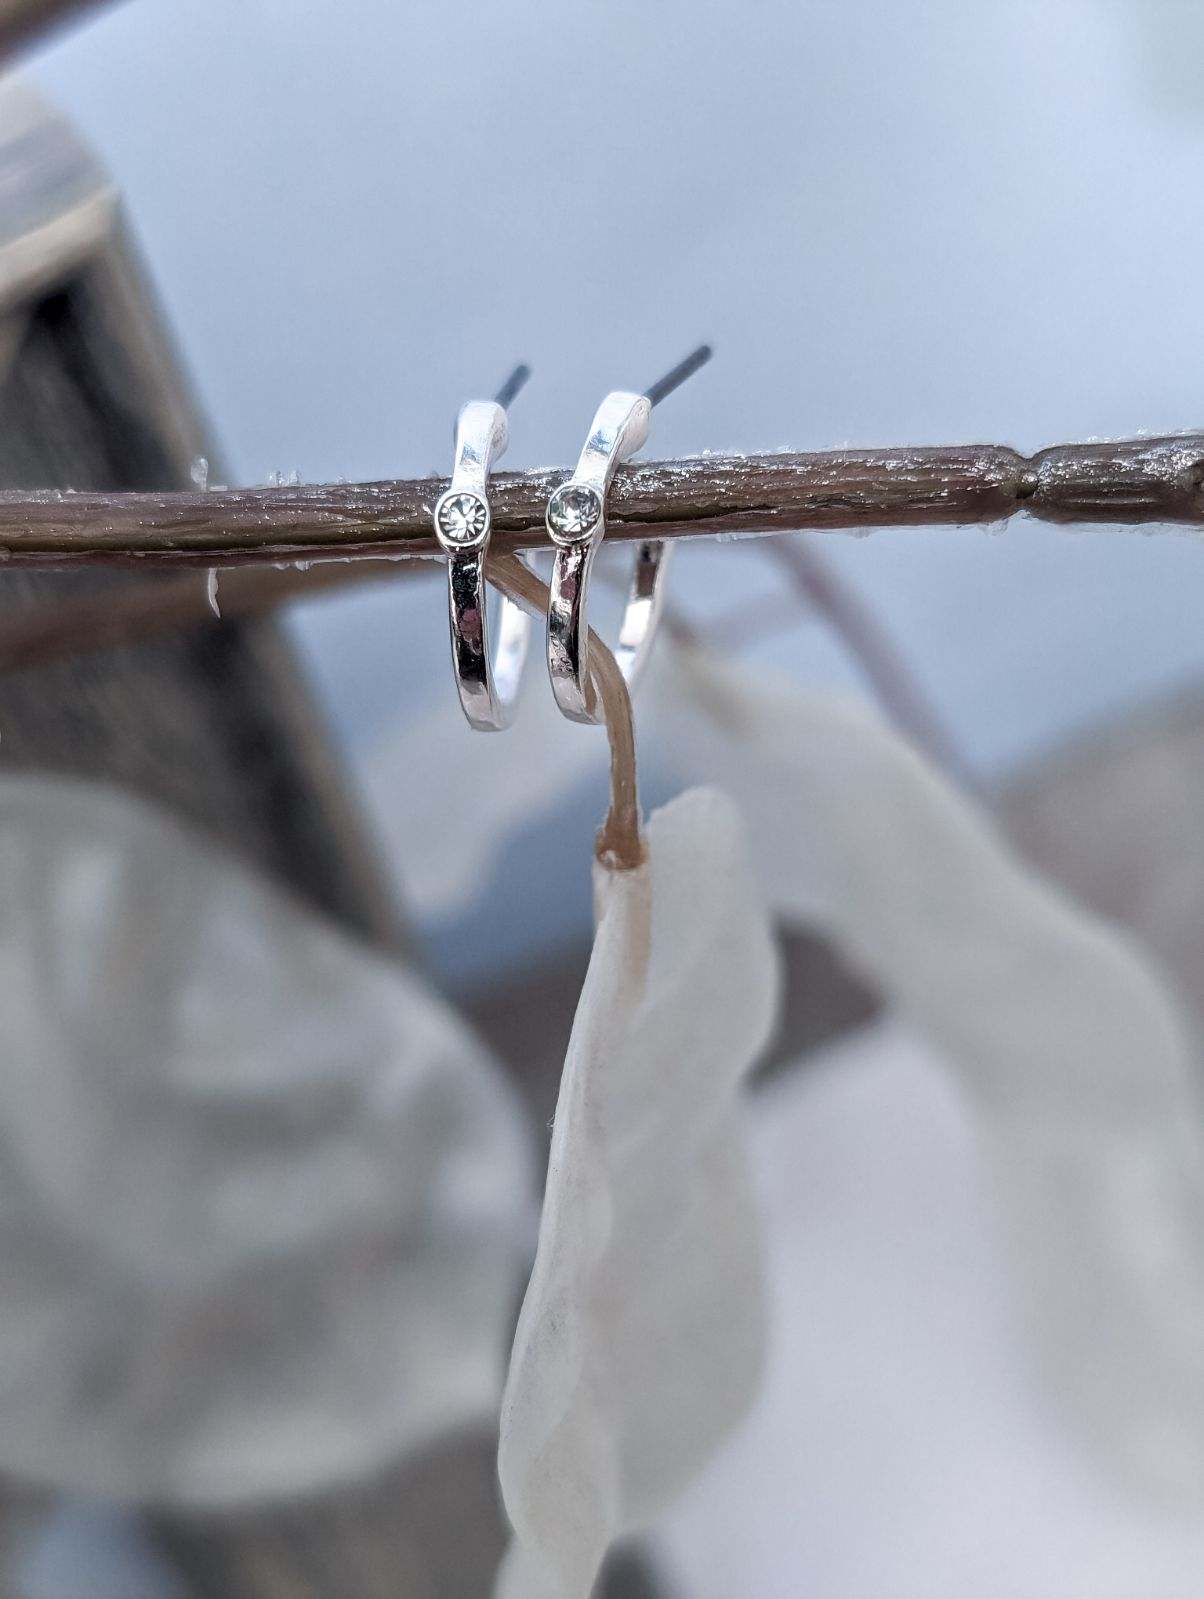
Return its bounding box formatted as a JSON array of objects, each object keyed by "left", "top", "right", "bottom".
[
  {"left": 0, "top": 776, "right": 533, "bottom": 1506},
  {"left": 496, "top": 790, "right": 779, "bottom": 1596}
]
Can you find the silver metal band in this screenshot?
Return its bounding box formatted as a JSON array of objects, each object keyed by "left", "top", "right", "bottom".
[
  {"left": 432, "top": 399, "right": 531, "bottom": 731},
  {"left": 545, "top": 389, "right": 669, "bottom": 724}
]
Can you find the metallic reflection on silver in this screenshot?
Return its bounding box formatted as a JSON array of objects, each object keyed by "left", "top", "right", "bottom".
[
  {"left": 432, "top": 393, "right": 531, "bottom": 732},
  {"left": 545, "top": 347, "right": 709, "bottom": 725},
  {"left": 544, "top": 394, "right": 656, "bottom": 724}
]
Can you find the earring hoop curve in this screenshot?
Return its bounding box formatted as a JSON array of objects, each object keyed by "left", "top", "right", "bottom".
[
  {"left": 432, "top": 398, "right": 531, "bottom": 731},
  {"left": 545, "top": 389, "right": 667, "bottom": 724}
]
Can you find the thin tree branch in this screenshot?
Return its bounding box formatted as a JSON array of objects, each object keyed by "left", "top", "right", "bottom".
[
  {"left": 0, "top": 433, "right": 1200, "bottom": 569},
  {"left": 489, "top": 552, "right": 643, "bottom": 871}
]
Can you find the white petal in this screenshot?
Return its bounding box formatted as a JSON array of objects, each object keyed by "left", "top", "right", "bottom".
[
  {"left": 661, "top": 644, "right": 1204, "bottom": 1504},
  {"left": 496, "top": 789, "right": 779, "bottom": 1596},
  {"left": 0, "top": 775, "right": 533, "bottom": 1506}
]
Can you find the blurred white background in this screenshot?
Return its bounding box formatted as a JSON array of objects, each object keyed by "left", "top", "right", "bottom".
[{"left": 18, "top": 3, "right": 1204, "bottom": 1595}]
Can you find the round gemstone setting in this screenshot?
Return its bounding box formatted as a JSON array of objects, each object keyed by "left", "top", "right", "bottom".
[
  {"left": 435, "top": 491, "right": 489, "bottom": 546},
  {"left": 546, "top": 483, "right": 602, "bottom": 544}
]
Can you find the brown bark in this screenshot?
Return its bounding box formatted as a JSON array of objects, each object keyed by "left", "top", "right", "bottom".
[{"left": 0, "top": 434, "right": 1199, "bottom": 569}]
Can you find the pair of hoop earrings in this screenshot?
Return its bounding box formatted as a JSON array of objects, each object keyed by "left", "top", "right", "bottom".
[{"left": 431, "top": 347, "right": 710, "bottom": 731}]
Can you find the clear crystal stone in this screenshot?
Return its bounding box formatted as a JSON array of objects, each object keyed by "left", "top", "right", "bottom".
[
  {"left": 437, "top": 492, "right": 488, "bottom": 544},
  {"left": 547, "top": 484, "right": 602, "bottom": 540}
]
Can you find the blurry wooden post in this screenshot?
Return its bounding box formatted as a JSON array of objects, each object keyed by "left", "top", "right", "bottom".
[
  {"left": 0, "top": 80, "right": 405, "bottom": 951},
  {"left": 0, "top": 0, "right": 118, "bottom": 57},
  {"left": 0, "top": 77, "right": 528, "bottom": 1599}
]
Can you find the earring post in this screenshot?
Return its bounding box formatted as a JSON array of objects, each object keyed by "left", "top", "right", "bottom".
[
  {"left": 494, "top": 363, "right": 532, "bottom": 410},
  {"left": 643, "top": 344, "right": 712, "bottom": 408}
]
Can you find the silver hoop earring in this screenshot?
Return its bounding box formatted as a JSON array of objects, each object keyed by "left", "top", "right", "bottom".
[
  {"left": 544, "top": 346, "right": 711, "bottom": 725},
  {"left": 432, "top": 369, "right": 531, "bottom": 731}
]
